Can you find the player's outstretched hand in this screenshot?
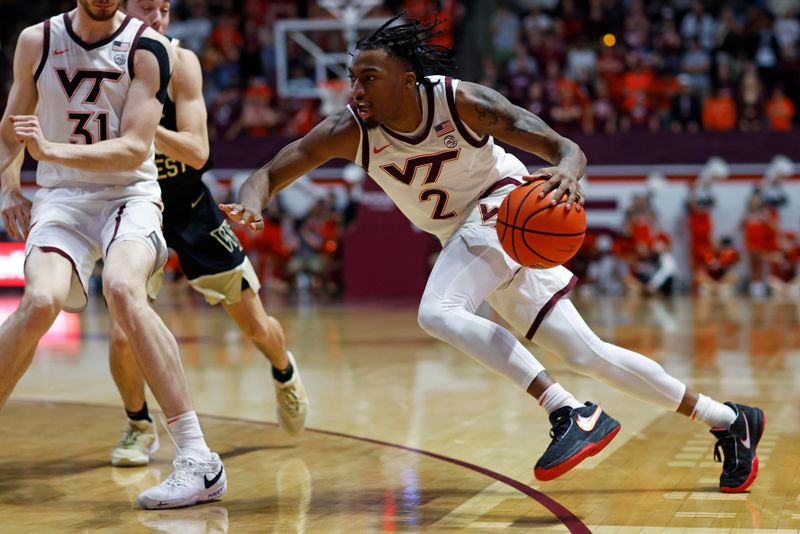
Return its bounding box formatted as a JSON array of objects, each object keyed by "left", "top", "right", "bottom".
[
  {"left": 2, "top": 189, "right": 33, "bottom": 241},
  {"left": 218, "top": 203, "right": 264, "bottom": 231},
  {"left": 524, "top": 166, "right": 584, "bottom": 211},
  {"left": 10, "top": 115, "right": 51, "bottom": 162}
]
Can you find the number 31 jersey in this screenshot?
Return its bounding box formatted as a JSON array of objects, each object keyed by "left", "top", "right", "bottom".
[
  {"left": 348, "top": 75, "right": 528, "bottom": 244},
  {"left": 34, "top": 13, "right": 158, "bottom": 188}
]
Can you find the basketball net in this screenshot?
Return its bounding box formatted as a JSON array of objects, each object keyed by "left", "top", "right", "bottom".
[
  {"left": 317, "top": 79, "right": 351, "bottom": 117},
  {"left": 318, "top": 0, "right": 382, "bottom": 46}
]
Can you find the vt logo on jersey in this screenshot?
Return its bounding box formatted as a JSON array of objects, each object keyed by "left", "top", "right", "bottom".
[
  {"left": 379, "top": 149, "right": 460, "bottom": 186},
  {"left": 56, "top": 69, "right": 123, "bottom": 103},
  {"left": 380, "top": 149, "right": 462, "bottom": 220}
]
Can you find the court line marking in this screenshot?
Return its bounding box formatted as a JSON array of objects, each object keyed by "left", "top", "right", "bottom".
[{"left": 9, "top": 398, "right": 591, "bottom": 534}]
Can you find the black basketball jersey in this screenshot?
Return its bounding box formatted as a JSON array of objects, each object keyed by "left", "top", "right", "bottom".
[{"left": 155, "top": 38, "right": 212, "bottom": 203}]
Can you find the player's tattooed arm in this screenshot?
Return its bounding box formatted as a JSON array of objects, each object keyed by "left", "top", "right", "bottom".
[
  {"left": 220, "top": 109, "right": 360, "bottom": 230},
  {"left": 457, "top": 82, "right": 587, "bottom": 210}
]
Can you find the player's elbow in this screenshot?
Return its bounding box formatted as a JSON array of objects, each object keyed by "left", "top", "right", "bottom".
[
  {"left": 122, "top": 140, "right": 151, "bottom": 170},
  {"left": 186, "top": 145, "right": 209, "bottom": 169}
]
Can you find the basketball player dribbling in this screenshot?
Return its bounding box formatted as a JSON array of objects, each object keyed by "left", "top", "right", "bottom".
[
  {"left": 0, "top": 0, "right": 225, "bottom": 509},
  {"left": 95, "top": 0, "right": 307, "bottom": 469},
  {"left": 221, "top": 16, "right": 764, "bottom": 492}
]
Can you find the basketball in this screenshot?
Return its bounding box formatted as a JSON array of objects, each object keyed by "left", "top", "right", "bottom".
[{"left": 496, "top": 180, "right": 587, "bottom": 268}]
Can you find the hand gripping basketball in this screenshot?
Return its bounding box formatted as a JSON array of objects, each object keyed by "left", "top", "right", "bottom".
[{"left": 496, "top": 179, "right": 587, "bottom": 268}]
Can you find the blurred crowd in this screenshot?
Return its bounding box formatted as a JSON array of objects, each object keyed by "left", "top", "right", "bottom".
[
  {"left": 2, "top": 1, "right": 799, "bottom": 139},
  {"left": 170, "top": 0, "right": 800, "bottom": 137},
  {"left": 481, "top": 0, "right": 800, "bottom": 134},
  {"left": 571, "top": 156, "right": 800, "bottom": 299}
]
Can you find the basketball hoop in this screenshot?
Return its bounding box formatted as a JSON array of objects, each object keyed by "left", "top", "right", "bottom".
[{"left": 317, "top": 79, "right": 351, "bottom": 117}]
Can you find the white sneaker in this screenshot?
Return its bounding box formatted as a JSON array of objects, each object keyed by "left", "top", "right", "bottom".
[
  {"left": 137, "top": 453, "right": 227, "bottom": 510},
  {"left": 274, "top": 351, "right": 309, "bottom": 436},
  {"left": 112, "top": 419, "right": 159, "bottom": 467}
]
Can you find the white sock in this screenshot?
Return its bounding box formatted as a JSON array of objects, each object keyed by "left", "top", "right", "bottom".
[
  {"left": 537, "top": 383, "right": 583, "bottom": 415},
  {"left": 691, "top": 394, "right": 737, "bottom": 429},
  {"left": 166, "top": 411, "right": 212, "bottom": 460}
]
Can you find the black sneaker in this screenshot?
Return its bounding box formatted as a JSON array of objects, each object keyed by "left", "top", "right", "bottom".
[
  {"left": 534, "top": 402, "right": 621, "bottom": 481},
  {"left": 710, "top": 402, "right": 765, "bottom": 493}
]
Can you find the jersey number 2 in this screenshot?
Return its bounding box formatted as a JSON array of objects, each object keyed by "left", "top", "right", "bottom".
[
  {"left": 67, "top": 111, "right": 109, "bottom": 144},
  {"left": 380, "top": 149, "right": 460, "bottom": 220}
]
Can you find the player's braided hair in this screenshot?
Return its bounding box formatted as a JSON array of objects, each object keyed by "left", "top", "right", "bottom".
[{"left": 356, "top": 14, "right": 456, "bottom": 84}]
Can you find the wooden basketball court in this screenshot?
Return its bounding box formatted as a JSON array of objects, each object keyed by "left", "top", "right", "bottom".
[{"left": 2, "top": 286, "right": 798, "bottom": 532}]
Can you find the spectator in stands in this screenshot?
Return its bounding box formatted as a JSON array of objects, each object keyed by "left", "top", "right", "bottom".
[
  {"left": 681, "top": 38, "right": 712, "bottom": 96},
  {"left": 287, "top": 215, "right": 325, "bottom": 298},
  {"left": 670, "top": 74, "right": 702, "bottom": 132},
  {"left": 765, "top": 85, "right": 796, "bottom": 130},
  {"left": 738, "top": 62, "right": 765, "bottom": 131},
  {"left": 776, "top": 44, "right": 800, "bottom": 124},
  {"left": 490, "top": 1, "right": 519, "bottom": 69},
  {"left": 619, "top": 89, "right": 659, "bottom": 132},
  {"left": 622, "top": 0, "right": 649, "bottom": 49},
  {"left": 208, "top": 87, "right": 242, "bottom": 141},
  {"left": 697, "top": 237, "right": 741, "bottom": 298},
  {"left": 550, "top": 82, "right": 584, "bottom": 132},
  {"left": 585, "top": 78, "right": 617, "bottom": 134},
  {"left": 505, "top": 42, "right": 539, "bottom": 106},
  {"left": 653, "top": 17, "right": 684, "bottom": 75},
  {"left": 245, "top": 199, "right": 293, "bottom": 294},
  {"left": 225, "top": 78, "right": 283, "bottom": 140},
  {"left": 681, "top": 0, "right": 717, "bottom": 50},
  {"left": 526, "top": 80, "right": 550, "bottom": 122},
  {"left": 702, "top": 87, "right": 737, "bottom": 131}
]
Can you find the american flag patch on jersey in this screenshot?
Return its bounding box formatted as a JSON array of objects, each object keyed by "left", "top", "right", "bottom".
[
  {"left": 434, "top": 120, "right": 455, "bottom": 137},
  {"left": 112, "top": 41, "right": 130, "bottom": 52}
]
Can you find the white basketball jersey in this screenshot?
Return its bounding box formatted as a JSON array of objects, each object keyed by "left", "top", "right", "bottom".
[
  {"left": 348, "top": 75, "right": 528, "bottom": 243},
  {"left": 34, "top": 13, "right": 158, "bottom": 188}
]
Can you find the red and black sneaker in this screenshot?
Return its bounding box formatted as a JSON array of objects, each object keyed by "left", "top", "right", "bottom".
[
  {"left": 534, "top": 402, "right": 621, "bottom": 481},
  {"left": 710, "top": 402, "right": 765, "bottom": 493}
]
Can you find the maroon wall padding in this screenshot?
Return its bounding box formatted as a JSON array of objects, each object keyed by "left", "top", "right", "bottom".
[{"left": 341, "top": 178, "right": 433, "bottom": 299}]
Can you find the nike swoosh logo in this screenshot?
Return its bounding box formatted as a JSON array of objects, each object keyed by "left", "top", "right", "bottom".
[
  {"left": 54, "top": 48, "right": 70, "bottom": 56},
  {"left": 191, "top": 191, "right": 205, "bottom": 208},
  {"left": 373, "top": 144, "right": 390, "bottom": 154},
  {"left": 575, "top": 406, "right": 603, "bottom": 432},
  {"left": 739, "top": 413, "right": 751, "bottom": 449},
  {"left": 204, "top": 466, "right": 224, "bottom": 488}
]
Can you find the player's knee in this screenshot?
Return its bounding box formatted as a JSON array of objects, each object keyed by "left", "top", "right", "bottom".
[
  {"left": 561, "top": 351, "right": 597, "bottom": 374},
  {"left": 417, "top": 306, "right": 450, "bottom": 339},
  {"left": 19, "top": 290, "right": 63, "bottom": 330},
  {"left": 103, "top": 278, "right": 141, "bottom": 313},
  {"left": 558, "top": 339, "right": 607, "bottom": 375}
]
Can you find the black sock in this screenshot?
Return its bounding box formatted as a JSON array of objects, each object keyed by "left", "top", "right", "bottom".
[
  {"left": 126, "top": 402, "right": 152, "bottom": 423},
  {"left": 272, "top": 362, "right": 294, "bottom": 383}
]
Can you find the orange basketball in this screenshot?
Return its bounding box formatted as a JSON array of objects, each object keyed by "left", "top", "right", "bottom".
[{"left": 496, "top": 180, "right": 586, "bottom": 268}]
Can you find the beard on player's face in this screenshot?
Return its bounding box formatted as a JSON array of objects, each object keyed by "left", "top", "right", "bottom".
[{"left": 78, "top": 0, "right": 122, "bottom": 21}]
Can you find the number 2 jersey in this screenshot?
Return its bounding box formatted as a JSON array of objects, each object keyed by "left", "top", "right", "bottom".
[
  {"left": 347, "top": 75, "right": 528, "bottom": 244},
  {"left": 34, "top": 13, "right": 158, "bottom": 189}
]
